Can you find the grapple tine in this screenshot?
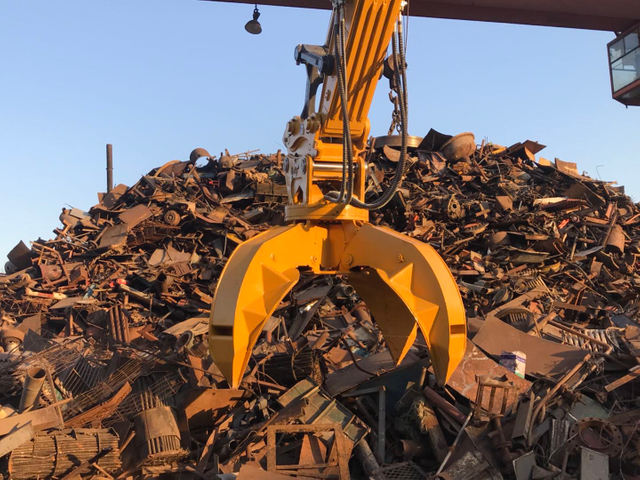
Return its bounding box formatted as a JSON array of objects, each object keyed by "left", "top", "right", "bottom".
[
  {"left": 343, "top": 224, "right": 466, "bottom": 385},
  {"left": 209, "top": 224, "right": 327, "bottom": 388},
  {"left": 209, "top": 221, "right": 466, "bottom": 388}
]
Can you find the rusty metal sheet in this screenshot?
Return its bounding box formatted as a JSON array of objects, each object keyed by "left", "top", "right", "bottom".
[
  {"left": 17, "top": 313, "right": 41, "bottom": 334},
  {"left": 325, "top": 350, "right": 420, "bottom": 396},
  {"left": 285, "top": 434, "right": 332, "bottom": 477},
  {"left": 184, "top": 388, "right": 247, "bottom": 425},
  {"left": 98, "top": 223, "right": 128, "bottom": 247},
  {"left": 473, "top": 316, "right": 588, "bottom": 377},
  {"left": 118, "top": 204, "right": 152, "bottom": 227},
  {"left": 148, "top": 245, "right": 194, "bottom": 266},
  {"left": 7, "top": 241, "right": 31, "bottom": 270},
  {"left": 0, "top": 423, "right": 35, "bottom": 458},
  {"left": 564, "top": 181, "right": 606, "bottom": 207},
  {"left": 446, "top": 342, "right": 531, "bottom": 414},
  {"left": 163, "top": 314, "right": 209, "bottom": 337},
  {"left": 554, "top": 158, "right": 582, "bottom": 178},
  {"left": 50, "top": 296, "right": 94, "bottom": 310},
  {"left": 0, "top": 403, "right": 64, "bottom": 436},
  {"left": 507, "top": 140, "right": 546, "bottom": 159},
  {"left": 99, "top": 183, "right": 128, "bottom": 208}
]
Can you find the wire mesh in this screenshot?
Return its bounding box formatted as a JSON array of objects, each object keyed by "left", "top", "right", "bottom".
[
  {"left": 104, "top": 372, "right": 184, "bottom": 425},
  {"left": 63, "top": 356, "right": 145, "bottom": 420}
]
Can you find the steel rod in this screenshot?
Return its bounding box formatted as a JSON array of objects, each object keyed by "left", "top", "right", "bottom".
[{"left": 106, "top": 143, "right": 113, "bottom": 193}]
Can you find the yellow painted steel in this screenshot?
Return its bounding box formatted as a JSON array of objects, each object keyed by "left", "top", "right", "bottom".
[
  {"left": 209, "top": 222, "right": 466, "bottom": 388},
  {"left": 319, "top": 0, "right": 402, "bottom": 143},
  {"left": 209, "top": 0, "right": 467, "bottom": 390},
  {"left": 208, "top": 225, "right": 317, "bottom": 385},
  {"left": 343, "top": 224, "right": 467, "bottom": 383},
  {"left": 284, "top": 202, "right": 369, "bottom": 222},
  {"left": 281, "top": 0, "right": 403, "bottom": 215}
]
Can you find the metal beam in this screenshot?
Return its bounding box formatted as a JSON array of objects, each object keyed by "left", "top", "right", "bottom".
[{"left": 201, "top": 0, "right": 640, "bottom": 32}]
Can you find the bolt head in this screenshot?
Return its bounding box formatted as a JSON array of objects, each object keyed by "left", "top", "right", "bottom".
[{"left": 342, "top": 253, "right": 354, "bottom": 266}]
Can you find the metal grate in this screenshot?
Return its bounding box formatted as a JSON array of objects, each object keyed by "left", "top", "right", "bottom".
[
  {"left": 108, "top": 304, "right": 131, "bottom": 342},
  {"left": 1, "top": 341, "right": 85, "bottom": 400},
  {"left": 57, "top": 355, "right": 108, "bottom": 397},
  {"left": 379, "top": 461, "right": 427, "bottom": 480},
  {"left": 561, "top": 328, "right": 621, "bottom": 352},
  {"left": 9, "top": 428, "right": 121, "bottom": 479}
]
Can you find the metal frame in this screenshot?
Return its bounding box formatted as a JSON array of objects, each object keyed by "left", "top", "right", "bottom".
[
  {"left": 342, "top": 386, "right": 386, "bottom": 459},
  {"left": 607, "top": 23, "right": 640, "bottom": 106},
  {"left": 202, "top": 0, "right": 640, "bottom": 32},
  {"left": 266, "top": 423, "right": 350, "bottom": 479}
]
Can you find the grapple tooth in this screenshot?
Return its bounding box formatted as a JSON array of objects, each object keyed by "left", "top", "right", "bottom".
[{"left": 209, "top": 222, "right": 466, "bottom": 388}]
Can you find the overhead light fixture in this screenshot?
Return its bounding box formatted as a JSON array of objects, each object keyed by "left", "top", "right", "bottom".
[{"left": 245, "top": 4, "right": 262, "bottom": 35}]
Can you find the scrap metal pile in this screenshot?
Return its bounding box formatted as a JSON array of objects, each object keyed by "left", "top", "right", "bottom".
[{"left": 0, "top": 133, "right": 639, "bottom": 479}]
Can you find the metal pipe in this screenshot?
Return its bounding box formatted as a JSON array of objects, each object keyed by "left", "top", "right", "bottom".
[
  {"left": 351, "top": 303, "right": 372, "bottom": 324},
  {"left": 354, "top": 440, "right": 384, "bottom": 480},
  {"left": 155, "top": 272, "right": 173, "bottom": 295},
  {"left": 19, "top": 367, "right": 46, "bottom": 413},
  {"left": 311, "top": 331, "right": 330, "bottom": 349},
  {"left": 396, "top": 439, "right": 428, "bottom": 459},
  {"left": 423, "top": 386, "right": 467, "bottom": 425},
  {"left": 378, "top": 387, "right": 386, "bottom": 461},
  {"left": 313, "top": 161, "right": 360, "bottom": 173},
  {"left": 106, "top": 144, "right": 113, "bottom": 193}
]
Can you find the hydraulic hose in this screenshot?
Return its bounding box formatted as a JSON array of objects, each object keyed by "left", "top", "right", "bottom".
[
  {"left": 326, "top": 4, "right": 355, "bottom": 205},
  {"left": 351, "top": 16, "right": 408, "bottom": 210},
  {"left": 325, "top": 11, "right": 408, "bottom": 211},
  {"left": 341, "top": 15, "right": 355, "bottom": 204},
  {"left": 330, "top": 10, "right": 347, "bottom": 204}
]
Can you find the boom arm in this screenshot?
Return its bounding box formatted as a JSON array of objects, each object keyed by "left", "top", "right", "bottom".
[
  {"left": 282, "top": 0, "right": 403, "bottom": 219},
  {"left": 317, "top": 0, "right": 402, "bottom": 144}
]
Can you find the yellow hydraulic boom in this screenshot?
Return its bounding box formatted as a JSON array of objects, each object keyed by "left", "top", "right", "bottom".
[{"left": 209, "top": 0, "right": 467, "bottom": 388}]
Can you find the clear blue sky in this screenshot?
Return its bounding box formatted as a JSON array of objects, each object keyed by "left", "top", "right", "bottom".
[{"left": 1, "top": 0, "right": 638, "bottom": 267}]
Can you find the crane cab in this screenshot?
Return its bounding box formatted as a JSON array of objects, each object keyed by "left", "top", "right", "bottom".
[{"left": 609, "top": 24, "right": 640, "bottom": 106}]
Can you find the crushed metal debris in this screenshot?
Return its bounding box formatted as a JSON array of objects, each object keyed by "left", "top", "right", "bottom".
[{"left": 0, "top": 135, "right": 639, "bottom": 479}]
